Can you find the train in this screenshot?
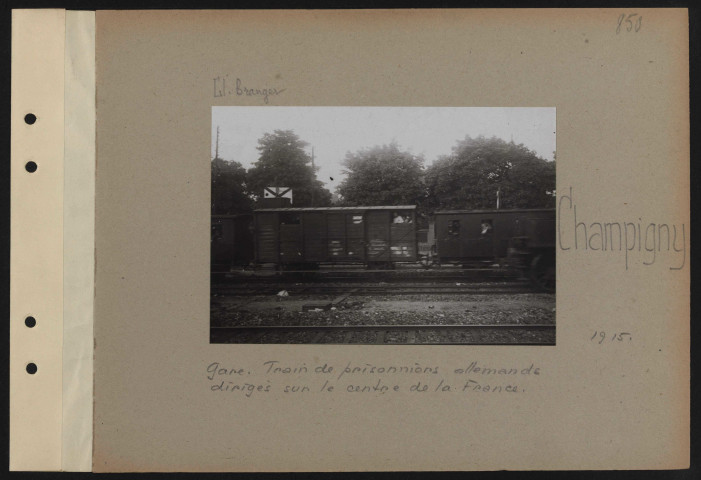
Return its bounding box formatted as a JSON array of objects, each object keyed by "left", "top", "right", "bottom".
[{"left": 211, "top": 206, "right": 555, "bottom": 291}]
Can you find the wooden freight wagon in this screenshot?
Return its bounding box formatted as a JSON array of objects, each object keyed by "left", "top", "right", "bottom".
[
  {"left": 211, "top": 214, "right": 255, "bottom": 272},
  {"left": 253, "top": 206, "right": 418, "bottom": 268},
  {"left": 434, "top": 209, "right": 555, "bottom": 270},
  {"left": 433, "top": 208, "right": 556, "bottom": 291}
]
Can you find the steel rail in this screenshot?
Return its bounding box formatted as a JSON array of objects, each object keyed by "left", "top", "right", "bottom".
[
  {"left": 212, "top": 265, "right": 520, "bottom": 274},
  {"left": 211, "top": 324, "right": 554, "bottom": 330},
  {"left": 210, "top": 324, "right": 555, "bottom": 345},
  {"left": 211, "top": 286, "right": 539, "bottom": 296}
]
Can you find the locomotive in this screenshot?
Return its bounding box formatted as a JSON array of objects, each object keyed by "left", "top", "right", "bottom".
[{"left": 211, "top": 206, "right": 555, "bottom": 291}]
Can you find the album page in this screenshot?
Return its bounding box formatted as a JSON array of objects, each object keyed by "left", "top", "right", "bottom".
[{"left": 19, "top": 8, "right": 690, "bottom": 472}]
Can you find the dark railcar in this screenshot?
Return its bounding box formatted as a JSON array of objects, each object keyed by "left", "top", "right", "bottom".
[
  {"left": 433, "top": 208, "right": 555, "bottom": 290},
  {"left": 211, "top": 214, "right": 254, "bottom": 273},
  {"left": 253, "top": 206, "right": 418, "bottom": 268}
]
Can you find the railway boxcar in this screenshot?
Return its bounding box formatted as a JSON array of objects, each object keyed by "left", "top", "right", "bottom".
[
  {"left": 253, "top": 206, "right": 418, "bottom": 268},
  {"left": 433, "top": 208, "right": 555, "bottom": 290},
  {"left": 211, "top": 214, "right": 254, "bottom": 273}
]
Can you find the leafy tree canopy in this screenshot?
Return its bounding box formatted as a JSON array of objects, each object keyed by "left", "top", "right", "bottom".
[
  {"left": 246, "top": 130, "right": 331, "bottom": 207},
  {"left": 425, "top": 135, "right": 555, "bottom": 210},
  {"left": 211, "top": 157, "right": 253, "bottom": 214},
  {"left": 337, "top": 143, "right": 426, "bottom": 207}
]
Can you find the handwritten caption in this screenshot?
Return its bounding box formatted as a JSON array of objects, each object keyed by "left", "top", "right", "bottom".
[
  {"left": 616, "top": 13, "right": 642, "bottom": 34},
  {"left": 557, "top": 187, "right": 687, "bottom": 271},
  {"left": 591, "top": 331, "right": 632, "bottom": 344},
  {"left": 206, "top": 360, "right": 542, "bottom": 398},
  {"left": 213, "top": 75, "right": 286, "bottom": 104}
]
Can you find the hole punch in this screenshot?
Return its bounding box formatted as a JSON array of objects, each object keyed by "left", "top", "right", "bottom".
[
  {"left": 24, "top": 113, "right": 36, "bottom": 125},
  {"left": 25, "top": 161, "right": 37, "bottom": 173},
  {"left": 26, "top": 363, "right": 37, "bottom": 375},
  {"left": 24, "top": 316, "right": 36, "bottom": 328}
]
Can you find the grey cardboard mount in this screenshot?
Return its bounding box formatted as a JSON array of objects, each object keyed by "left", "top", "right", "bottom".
[{"left": 9, "top": 8, "right": 689, "bottom": 472}]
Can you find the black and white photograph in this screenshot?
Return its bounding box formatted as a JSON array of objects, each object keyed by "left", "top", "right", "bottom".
[{"left": 210, "top": 107, "right": 556, "bottom": 345}]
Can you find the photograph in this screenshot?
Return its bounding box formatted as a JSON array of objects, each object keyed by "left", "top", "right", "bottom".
[{"left": 210, "top": 107, "right": 556, "bottom": 345}]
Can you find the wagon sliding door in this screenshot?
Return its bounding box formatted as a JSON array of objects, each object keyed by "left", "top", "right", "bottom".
[
  {"left": 326, "top": 212, "right": 365, "bottom": 261},
  {"left": 390, "top": 211, "right": 416, "bottom": 261},
  {"left": 255, "top": 212, "right": 278, "bottom": 263},
  {"left": 345, "top": 213, "right": 365, "bottom": 261},
  {"left": 366, "top": 211, "right": 390, "bottom": 261},
  {"left": 303, "top": 212, "right": 326, "bottom": 262},
  {"left": 436, "top": 215, "right": 461, "bottom": 260},
  {"left": 279, "top": 212, "right": 303, "bottom": 263},
  {"left": 327, "top": 213, "right": 346, "bottom": 260}
]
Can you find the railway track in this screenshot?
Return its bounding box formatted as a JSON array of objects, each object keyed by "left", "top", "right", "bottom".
[
  {"left": 210, "top": 324, "right": 555, "bottom": 345},
  {"left": 212, "top": 268, "right": 523, "bottom": 283},
  {"left": 211, "top": 281, "right": 539, "bottom": 297}
]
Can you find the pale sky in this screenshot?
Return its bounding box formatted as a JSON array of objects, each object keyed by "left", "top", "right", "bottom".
[{"left": 212, "top": 107, "right": 555, "bottom": 191}]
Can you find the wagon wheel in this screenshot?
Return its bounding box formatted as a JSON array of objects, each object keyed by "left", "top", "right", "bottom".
[{"left": 529, "top": 253, "right": 555, "bottom": 292}]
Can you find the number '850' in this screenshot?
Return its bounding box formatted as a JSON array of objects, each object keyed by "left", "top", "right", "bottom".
[{"left": 617, "top": 13, "right": 642, "bottom": 34}]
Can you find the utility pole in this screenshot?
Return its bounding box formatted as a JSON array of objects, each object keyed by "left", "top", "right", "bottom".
[
  {"left": 215, "top": 126, "right": 220, "bottom": 159},
  {"left": 310, "top": 146, "right": 315, "bottom": 207}
]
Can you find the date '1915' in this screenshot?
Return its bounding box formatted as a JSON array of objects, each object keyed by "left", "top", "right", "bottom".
[{"left": 591, "top": 331, "right": 632, "bottom": 344}]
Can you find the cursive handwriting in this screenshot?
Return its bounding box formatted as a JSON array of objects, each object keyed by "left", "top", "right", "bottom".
[
  {"left": 207, "top": 360, "right": 543, "bottom": 397},
  {"left": 557, "top": 187, "right": 686, "bottom": 270},
  {"left": 213, "top": 75, "right": 286, "bottom": 104}
]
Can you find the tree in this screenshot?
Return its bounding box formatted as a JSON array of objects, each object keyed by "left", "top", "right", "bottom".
[
  {"left": 425, "top": 135, "right": 555, "bottom": 210},
  {"left": 211, "top": 157, "right": 253, "bottom": 214},
  {"left": 337, "top": 143, "right": 426, "bottom": 207},
  {"left": 246, "top": 130, "right": 332, "bottom": 207}
]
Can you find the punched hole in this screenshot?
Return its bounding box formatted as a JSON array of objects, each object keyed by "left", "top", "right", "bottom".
[
  {"left": 24, "top": 113, "right": 36, "bottom": 125},
  {"left": 26, "top": 363, "right": 37, "bottom": 375},
  {"left": 25, "top": 161, "right": 37, "bottom": 173},
  {"left": 24, "top": 316, "right": 36, "bottom": 328}
]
